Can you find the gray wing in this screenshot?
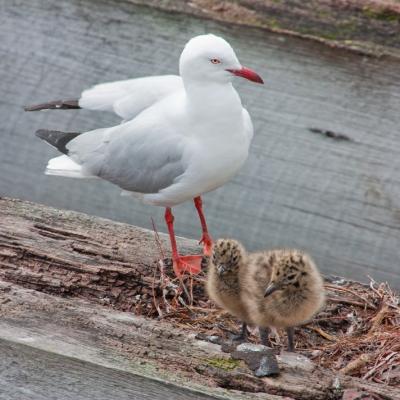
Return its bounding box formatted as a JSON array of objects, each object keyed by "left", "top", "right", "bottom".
[{"left": 67, "top": 123, "right": 186, "bottom": 194}]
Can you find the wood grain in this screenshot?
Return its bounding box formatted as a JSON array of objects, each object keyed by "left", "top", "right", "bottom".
[
  {"left": 0, "top": 197, "right": 203, "bottom": 312},
  {"left": 0, "top": 340, "right": 220, "bottom": 400}
]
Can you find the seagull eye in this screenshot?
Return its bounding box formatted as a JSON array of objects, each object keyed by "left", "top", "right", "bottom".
[{"left": 210, "top": 58, "right": 221, "bottom": 64}]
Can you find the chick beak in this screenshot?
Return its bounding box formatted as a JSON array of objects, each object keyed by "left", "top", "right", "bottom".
[
  {"left": 264, "top": 283, "right": 279, "bottom": 297},
  {"left": 226, "top": 67, "right": 264, "bottom": 84}
]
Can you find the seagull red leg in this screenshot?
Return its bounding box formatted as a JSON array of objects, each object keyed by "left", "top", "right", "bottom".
[
  {"left": 165, "top": 207, "right": 202, "bottom": 277},
  {"left": 193, "top": 196, "right": 213, "bottom": 256}
]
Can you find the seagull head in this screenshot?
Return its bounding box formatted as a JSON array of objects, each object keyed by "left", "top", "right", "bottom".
[{"left": 179, "top": 34, "right": 263, "bottom": 85}]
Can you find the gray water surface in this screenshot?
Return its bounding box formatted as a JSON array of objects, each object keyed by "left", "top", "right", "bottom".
[{"left": 1, "top": 0, "right": 399, "bottom": 287}]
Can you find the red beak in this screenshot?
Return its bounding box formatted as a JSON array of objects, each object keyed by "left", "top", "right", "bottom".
[{"left": 226, "top": 66, "right": 264, "bottom": 84}]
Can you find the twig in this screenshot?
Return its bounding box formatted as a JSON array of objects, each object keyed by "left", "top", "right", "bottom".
[
  {"left": 151, "top": 217, "right": 165, "bottom": 259},
  {"left": 189, "top": 274, "right": 194, "bottom": 307},
  {"left": 325, "top": 284, "right": 377, "bottom": 310},
  {"left": 369, "top": 304, "right": 390, "bottom": 333},
  {"left": 151, "top": 218, "right": 173, "bottom": 315},
  {"left": 362, "top": 352, "right": 398, "bottom": 380},
  {"left": 180, "top": 279, "right": 192, "bottom": 305},
  {"left": 151, "top": 266, "right": 163, "bottom": 318},
  {"left": 151, "top": 217, "right": 169, "bottom": 287},
  {"left": 340, "top": 354, "right": 372, "bottom": 375},
  {"left": 327, "top": 297, "right": 371, "bottom": 309},
  {"left": 308, "top": 326, "right": 337, "bottom": 342},
  {"left": 177, "top": 295, "right": 194, "bottom": 314},
  {"left": 368, "top": 276, "right": 384, "bottom": 299}
]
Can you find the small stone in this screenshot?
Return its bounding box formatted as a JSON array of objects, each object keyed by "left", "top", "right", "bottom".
[
  {"left": 232, "top": 343, "right": 279, "bottom": 376},
  {"left": 255, "top": 354, "right": 280, "bottom": 377}
]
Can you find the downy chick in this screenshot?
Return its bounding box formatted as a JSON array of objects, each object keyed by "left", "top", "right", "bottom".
[
  {"left": 241, "top": 249, "right": 325, "bottom": 351},
  {"left": 206, "top": 238, "right": 250, "bottom": 340}
]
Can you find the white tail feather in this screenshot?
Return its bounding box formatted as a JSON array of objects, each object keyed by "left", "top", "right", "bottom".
[{"left": 45, "top": 155, "right": 95, "bottom": 179}]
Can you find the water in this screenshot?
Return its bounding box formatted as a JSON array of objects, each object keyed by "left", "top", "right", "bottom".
[{"left": 1, "top": 0, "right": 399, "bottom": 287}]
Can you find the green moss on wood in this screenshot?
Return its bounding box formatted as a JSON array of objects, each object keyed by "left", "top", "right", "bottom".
[{"left": 204, "top": 357, "right": 240, "bottom": 371}]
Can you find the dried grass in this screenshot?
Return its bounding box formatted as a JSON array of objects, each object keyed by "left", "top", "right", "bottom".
[{"left": 308, "top": 278, "right": 400, "bottom": 387}]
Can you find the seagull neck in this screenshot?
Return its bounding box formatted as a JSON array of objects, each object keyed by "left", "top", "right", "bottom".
[{"left": 183, "top": 80, "right": 242, "bottom": 112}]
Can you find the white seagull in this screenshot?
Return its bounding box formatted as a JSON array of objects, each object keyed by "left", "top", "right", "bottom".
[{"left": 26, "top": 34, "right": 264, "bottom": 277}]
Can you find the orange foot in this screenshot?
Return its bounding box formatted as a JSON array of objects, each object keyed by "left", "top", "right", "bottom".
[
  {"left": 173, "top": 255, "right": 203, "bottom": 277},
  {"left": 199, "top": 233, "right": 213, "bottom": 257}
]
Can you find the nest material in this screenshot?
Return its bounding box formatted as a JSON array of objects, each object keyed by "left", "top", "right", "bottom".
[{"left": 142, "top": 258, "right": 400, "bottom": 389}]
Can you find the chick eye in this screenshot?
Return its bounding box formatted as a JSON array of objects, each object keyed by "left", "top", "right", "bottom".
[{"left": 210, "top": 58, "right": 221, "bottom": 64}]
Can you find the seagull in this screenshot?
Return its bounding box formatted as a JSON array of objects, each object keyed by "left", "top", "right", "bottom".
[{"left": 26, "top": 34, "right": 264, "bottom": 277}]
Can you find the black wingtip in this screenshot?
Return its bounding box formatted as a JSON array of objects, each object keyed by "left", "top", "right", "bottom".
[
  {"left": 25, "top": 104, "right": 45, "bottom": 112},
  {"left": 35, "top": 129, "right": 82, "bottom": 155},
  {"left": 25, "top": 99, "right": 81, "bottom": 112},
  {"left": 35, "top": 129, "right": 50, "bottom": 139}
]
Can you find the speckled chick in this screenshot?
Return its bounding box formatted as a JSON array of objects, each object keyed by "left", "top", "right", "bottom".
[
  {"left": 206, "top": 238, "right": 251, "bottom": 339},
  {"left": 241, "top": 249, "right": 325, "bottom": 351}
]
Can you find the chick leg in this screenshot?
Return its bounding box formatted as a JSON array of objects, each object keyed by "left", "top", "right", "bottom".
[
  {"left": 165, "top": 208, "right": 202, "bottom": 277},
  {"left": 286, "top": 327, "right": 295, "bottom": 352},
  {"left": 259, "top": 327, "right": 272, "bottom": 347},
  {"left": 230, "top": 322, "right": 248, "bottom": 342},
  {"left": 193, "top": 196, "right": 213, "bottom": 256}
]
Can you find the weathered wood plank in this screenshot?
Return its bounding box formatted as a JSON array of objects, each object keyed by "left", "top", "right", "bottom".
[
  {"left": 0, "top": 197, "right": 202, "bottom": 312},
  {"left": 1, "top": 280, "right": 398, "bottom": 400},
  {"left": 0, "top": 0, "right": 399, "bottom": 289},
  {"left": 0, "top": 340, "right": 220, "bottom": 400}
]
